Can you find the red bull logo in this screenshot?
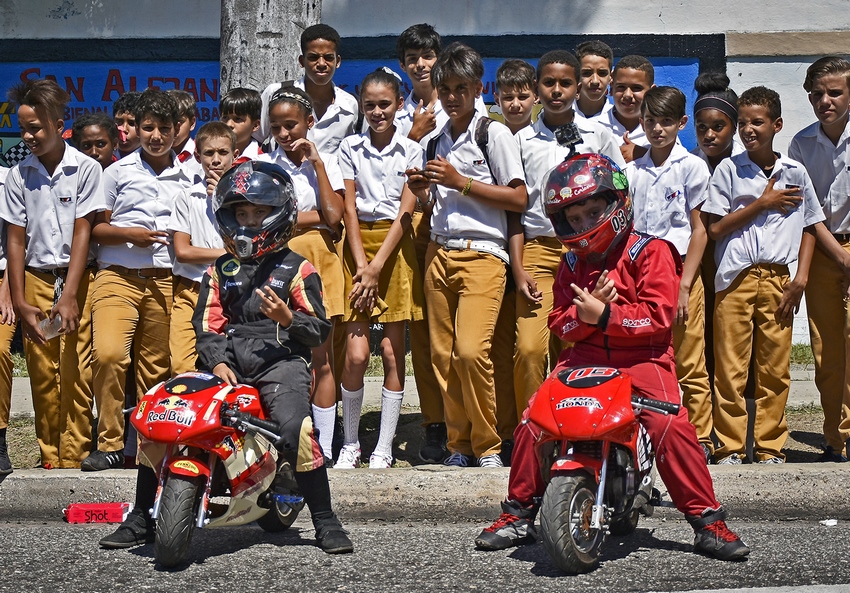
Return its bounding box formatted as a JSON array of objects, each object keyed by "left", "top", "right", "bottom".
[{"left": 148, "top": 395, "right": 195, "bottom": 426}]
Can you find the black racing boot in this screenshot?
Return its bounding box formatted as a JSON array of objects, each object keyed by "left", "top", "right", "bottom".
[
  {"left": 0, "top": 427, "right": 12, "bottom": 475},
  {"left": 99, "top": 465, "right": 158, "bottom": 549},
  {"left": 688, "top": 507, "right": 750, "bottom": 561},
  {"left": 294, "top": 464, "right": 353, "bottom": 554},
  {"left": 475, "top": 500, "right": 538, "bottom": 550}
]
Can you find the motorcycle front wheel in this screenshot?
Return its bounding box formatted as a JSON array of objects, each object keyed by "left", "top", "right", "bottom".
[
  {"left": 154, "top": 474, "right": 201, "bottom": 568},
  {"left": 540, "top": 473, "right": 604, "bottom": 574}
]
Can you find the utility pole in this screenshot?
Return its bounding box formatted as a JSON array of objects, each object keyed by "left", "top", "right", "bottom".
[{"left": 220, "top": 0, "right": 321, "bottom": 91}]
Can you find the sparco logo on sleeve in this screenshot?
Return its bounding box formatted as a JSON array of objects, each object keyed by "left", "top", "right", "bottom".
[
  {"left": 562, "top": 320, "right": 579, "bottom": 333},
  {"left": 622, "top": 318, "right": 651, "bottom": 328}
]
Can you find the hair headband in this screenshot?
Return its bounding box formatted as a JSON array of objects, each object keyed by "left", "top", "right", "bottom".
[
  {"left": 694, "top": 94, "right": 738, "bottom": 124},
  {"left": 271, "top": 89, "right": 313, "bottom": 112}
]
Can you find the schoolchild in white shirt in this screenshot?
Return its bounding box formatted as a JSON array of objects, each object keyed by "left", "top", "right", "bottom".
[
  {"left": 704, "top": 86, "right": 825, "bottom": 465},
  {"left": 788, "top": 56, "right": 850, "bottom": 461},
  {"left": 0, "top": 168, "right": 15, "bottom": 475},
  {"left": 220, "top": 88, "right": 263, "bottom": 160},
  {"left": 407, "top": 43, "right": 527, "bottom": 468},
  {"left": 333, "top": 69, "right": 424, "bottom": 469},
  {"left": 86, "top": 88, "right": 194, "bottom": 471},
  {"left": 574, "top": 40, "right": 615, "bottom": 122},
  {"left": 1, "top": 79, "right": 104, "bottom": 469},
  {"left": 513, "top": 50, "right": 624, "bottom": 421},
  {"left": 259, "top": 85, "right": 346, "bottom": 460},
  {"left": 625, "top": 86, "right": 714, "bottom": 463},
  {"left": 167, "top": 122, "right": 233, "bottom": 374},
  {"left": 167, "top": 90, "right": 203, "bottom": 184},
  {"left": 601, "top": 55, "right": 655, "bottom": 163}
]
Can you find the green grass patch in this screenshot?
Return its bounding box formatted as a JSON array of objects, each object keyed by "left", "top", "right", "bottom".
[
  {"left": 791, "top": 343, "right": 815, "bottom": 366},
  {"left": 11, "top": 352, "right": 27, "bottom": 377}
]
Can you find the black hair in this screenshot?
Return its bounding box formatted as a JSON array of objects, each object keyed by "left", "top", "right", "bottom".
[
  {"left": 431, "top": 42, "right": 484, "bottom": 87},
  {"left": 166, "top": 89, "right": 198, "bottom": 119},
  {"left": 112, "top": 91, "right": 141, "bottom": 117},
  {"left": 496, "top": 60, "right": 536, "bottom": 92},
  {"left": 268, "top": 84, "right": 313, "bottom": 118},
  {"left": 71, "top": 112, "right": 119, "bottom": 146},
  {"left": 220, "top": 87, "right": 262, "bottom": 120},
  {"left": 803, "top": 56, "right": 850, "bottom": 92},
  {"left": 300, "top": 24, "right": 341, "bottom": 54},
  {"left": 360, "top": 68, "right": 402, "bottom": 102},
  {"left": 8, "top": 78, "right": 69, "bottom": 122},
  {"left": 133, "top": 87, "right": 180, "bottom": 126},
  {"left": 641, "top": 86, "right": 686, "bottom": 119},
  {"left": 395, "top": 23, "right": 441, "bottom": 63},
  {"left": 738, "top": 86, "right": 782, "bottom": 120},
  {"left": 575, "top": 40, "right": 614, "bottom": 67},
  {"left": 613, "top": 55, "right": 654, "bottom": 86},
  {"left": 536, "top": 50, "right": 580, "bottom": 81}
]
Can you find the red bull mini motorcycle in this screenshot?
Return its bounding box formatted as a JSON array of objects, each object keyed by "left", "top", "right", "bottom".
[
  {"left": 528, "top": 365, "right": 680, "bottom": 574},
  {"left": 129, "top": 372, "right": 303, "bottom": 568}
]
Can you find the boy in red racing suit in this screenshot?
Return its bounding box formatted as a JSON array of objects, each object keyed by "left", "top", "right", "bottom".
[{"left": 475, "top": 153, "right": 749, "bottom": 561}]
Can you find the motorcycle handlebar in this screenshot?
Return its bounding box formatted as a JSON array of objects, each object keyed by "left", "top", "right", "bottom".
[
  {"left": 631, "top": 395, "right": 681, "bottom": 416},
  {"left": 221, "top": 405, "right": 283, "bottom": 442}
]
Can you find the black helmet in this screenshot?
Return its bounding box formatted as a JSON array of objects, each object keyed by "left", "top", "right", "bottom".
[{"left": 213, "top": 160, "right": 298, "bottom": 261}]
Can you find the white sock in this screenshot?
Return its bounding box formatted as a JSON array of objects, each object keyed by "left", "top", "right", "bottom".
[
  {"left": 340, "top": 386, "right": 364, "bottom": 448},
  {"left": 373, "top": 387, "right": 404, "bottom": 457},
  {"left": 312, "top": 403, "right": 336, "bottom": 459}
]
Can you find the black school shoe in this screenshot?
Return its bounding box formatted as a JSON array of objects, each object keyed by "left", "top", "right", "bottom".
[
  {"left": 419, "top": 423, "right": 448, "bottom": 463},
  {"left": 688, "top": 507, "right": 750, "bottom": 561},
  {"left": 99, "top": 508, "right": 155, "bottom": 549},
  {"left": 0, "top": 429, "right": 12, "bottom": 475},
  {"left": 81, "top": 450, "right": 125, "bottom": 471},
  {"left": 314, "top": 514, "right": 354, "bottom": 554}
]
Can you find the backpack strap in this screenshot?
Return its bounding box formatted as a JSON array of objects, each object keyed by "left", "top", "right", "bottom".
[{"left": 474, "top": 117, "right": 496, "bottom": 180}]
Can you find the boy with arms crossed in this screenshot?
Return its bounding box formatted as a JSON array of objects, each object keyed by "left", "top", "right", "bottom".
[{"left": 788, "top": 57, "right": 850, "bottom": 461}]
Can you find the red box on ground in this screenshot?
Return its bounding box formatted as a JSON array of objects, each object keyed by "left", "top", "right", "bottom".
[{"left": 63, "top": 502, "right": 131, "bottom": 523}]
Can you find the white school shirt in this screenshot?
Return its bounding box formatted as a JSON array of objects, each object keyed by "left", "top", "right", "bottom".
[
  {"left": 575, "top": 99, "right": 614, "bottom": 123},
  {"left": 99, "top": 149, "right": 194, "bottom": 269},
  {"left": 625, "top": 143, "right": 710, "bottom": 256},
  {"left": 690, "top": 138, "right": 746, "bottom": 173},
  {"left": 258, "top": 79, "right": 359, "bottom": 155},
  {"left": 338, "top": 131, "right": 424, "bottom": 222},
  {"left": 600, "top": 108, "right": 647, "bottom": 147},
  {"left": 518, "top": 116, "right": 625, "bottom": 240},
  {"left": 703, "top": 152, "right": 825, "bottom": 292},
  {"left": 395, "top": 91, "right": 488, "bottom": 148},
  {"left": 176, "top": 137, "right": 204, "bottom": 185},
  {"left": 167, "top": 182, "right": 224, "bottom": 282},
  {"left": 240, "top": 140, "right": 262, "bottom": 160},
  {"left": 429, "top": 112, "right": 525, "bottom": 245},
  {"left": 0, "top": 145, "right": 104, "bottom": 270},
  {"left": 0, "top": 168, "right": 8, "bottom": 271},
  {"left": 259, "top": 147, "right": 345, "bottom": 231},
  {"left": 788, "top": 120, "right": 850, "bottom": 234}
]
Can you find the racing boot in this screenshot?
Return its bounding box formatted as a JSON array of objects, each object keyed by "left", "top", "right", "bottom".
[
  {"left": 688, "top": 507, "right": 750, "bottom": 561},
  {"left": 294, "top": 464, "right": 354, "bottom": 554},
  {"left": 99, "top": 465, "right": 158, "bottom": 548},
  {"left": 475, "top": 500, "right": 538, "bottom": 550}
]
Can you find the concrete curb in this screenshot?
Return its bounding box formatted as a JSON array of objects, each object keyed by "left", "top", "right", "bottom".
[{"left": 2, "top": 464, "right": 848, "bottom": 523}]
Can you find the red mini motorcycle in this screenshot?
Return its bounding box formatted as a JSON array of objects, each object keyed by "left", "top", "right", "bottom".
[
  {"left": 129, "top": 372, "right": 303, "bottom": 568},
  {"left": 528, "top": 365, "right": 679, "bottom": 574}
]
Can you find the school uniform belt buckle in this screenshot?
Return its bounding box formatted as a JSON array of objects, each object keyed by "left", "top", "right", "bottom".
[{"left": 444, "top": 238, "right": 471, "bottom": 251}]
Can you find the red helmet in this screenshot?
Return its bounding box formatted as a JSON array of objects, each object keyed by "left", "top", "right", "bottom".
[{"left": 543, "top": 153, "right": 632, "bottom": 261}]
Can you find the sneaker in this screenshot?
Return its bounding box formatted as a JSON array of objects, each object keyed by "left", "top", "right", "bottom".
[
  {"left": 475, "top": 501, "right": 537, "bottom": 550},
  {"left": 313, "top": 515, "right": 354, "bottom": 554},
  {"left": 757, "top": 456, "right": 784, "bottom": 464},
  {"left": 716, "top": 453, "right": 743, "bottom": 465},
  {"left": 368, "top": 452, "right": 393, "bottom": 469},
  {"left": 701, "top": 443, "right": 713, "bottom": 465},
  {"left": 443, "top": 452, "right": 471, "bottom": 467},
  {"left": 99, "top": 507, "right": 155, "bottom": 549},
  {"left": 817, "top": 445, "right": 848, "bottom": 462},
  {"left": 419, "top": 423, "right": 448, "bottom": 463},
  {"left": 478, "top": 453, "right": 504, "bottom": 468},
  {"left": 689, "top": 508, "right": 750, "bottom": 561},
  {"left": 335, "top": 445, "right": 361, "bottom": 469},
  {"left": 0, "top": 432, "right": 11, "bottom": 475},
  {"left": 81, "top": 450, "right": 125, "bottom": 472}
]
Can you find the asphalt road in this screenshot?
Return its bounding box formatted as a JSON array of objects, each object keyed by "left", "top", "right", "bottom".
[{"left": 2, "top": 513, "right": 849, "bottom": 593}]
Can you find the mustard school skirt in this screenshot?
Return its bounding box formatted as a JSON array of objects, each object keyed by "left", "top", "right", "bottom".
[{"left": 289, "top": 227, "right": 345, "bottom": 318}]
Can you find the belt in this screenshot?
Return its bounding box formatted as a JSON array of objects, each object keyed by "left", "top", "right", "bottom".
[
  {"left": 26, "top": 266, "right": 69, "bottom": 277},
  {"left": 430, "top": 233, "right": 510, "bottom": 265},
  {"left": 106, "top": 265, "right": 172, "bottom": 279},
  {"left": 833, "top": 233, "right": 850, "bottom": 243},
  {"left": 174, "top": 276, "right": 201, "bottom": 292}
]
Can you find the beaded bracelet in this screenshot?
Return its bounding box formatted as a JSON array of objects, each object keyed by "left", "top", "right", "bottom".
[{"left": 461, "top": 177, "right": 473, "bottom": 196}]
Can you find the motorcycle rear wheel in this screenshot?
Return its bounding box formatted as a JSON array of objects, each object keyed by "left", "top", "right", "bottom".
[
  {"left": 256, "top": 499, "right": 305, "bottom": 532},
  {"left": 609, "top": 509, "right": 640, "bottom": 536},
  {"left": 540, "top": 473, "right": 604, "bottom": 574},
  {"left": 154, "top": 475, "right": 201, "bottom": 568}
]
